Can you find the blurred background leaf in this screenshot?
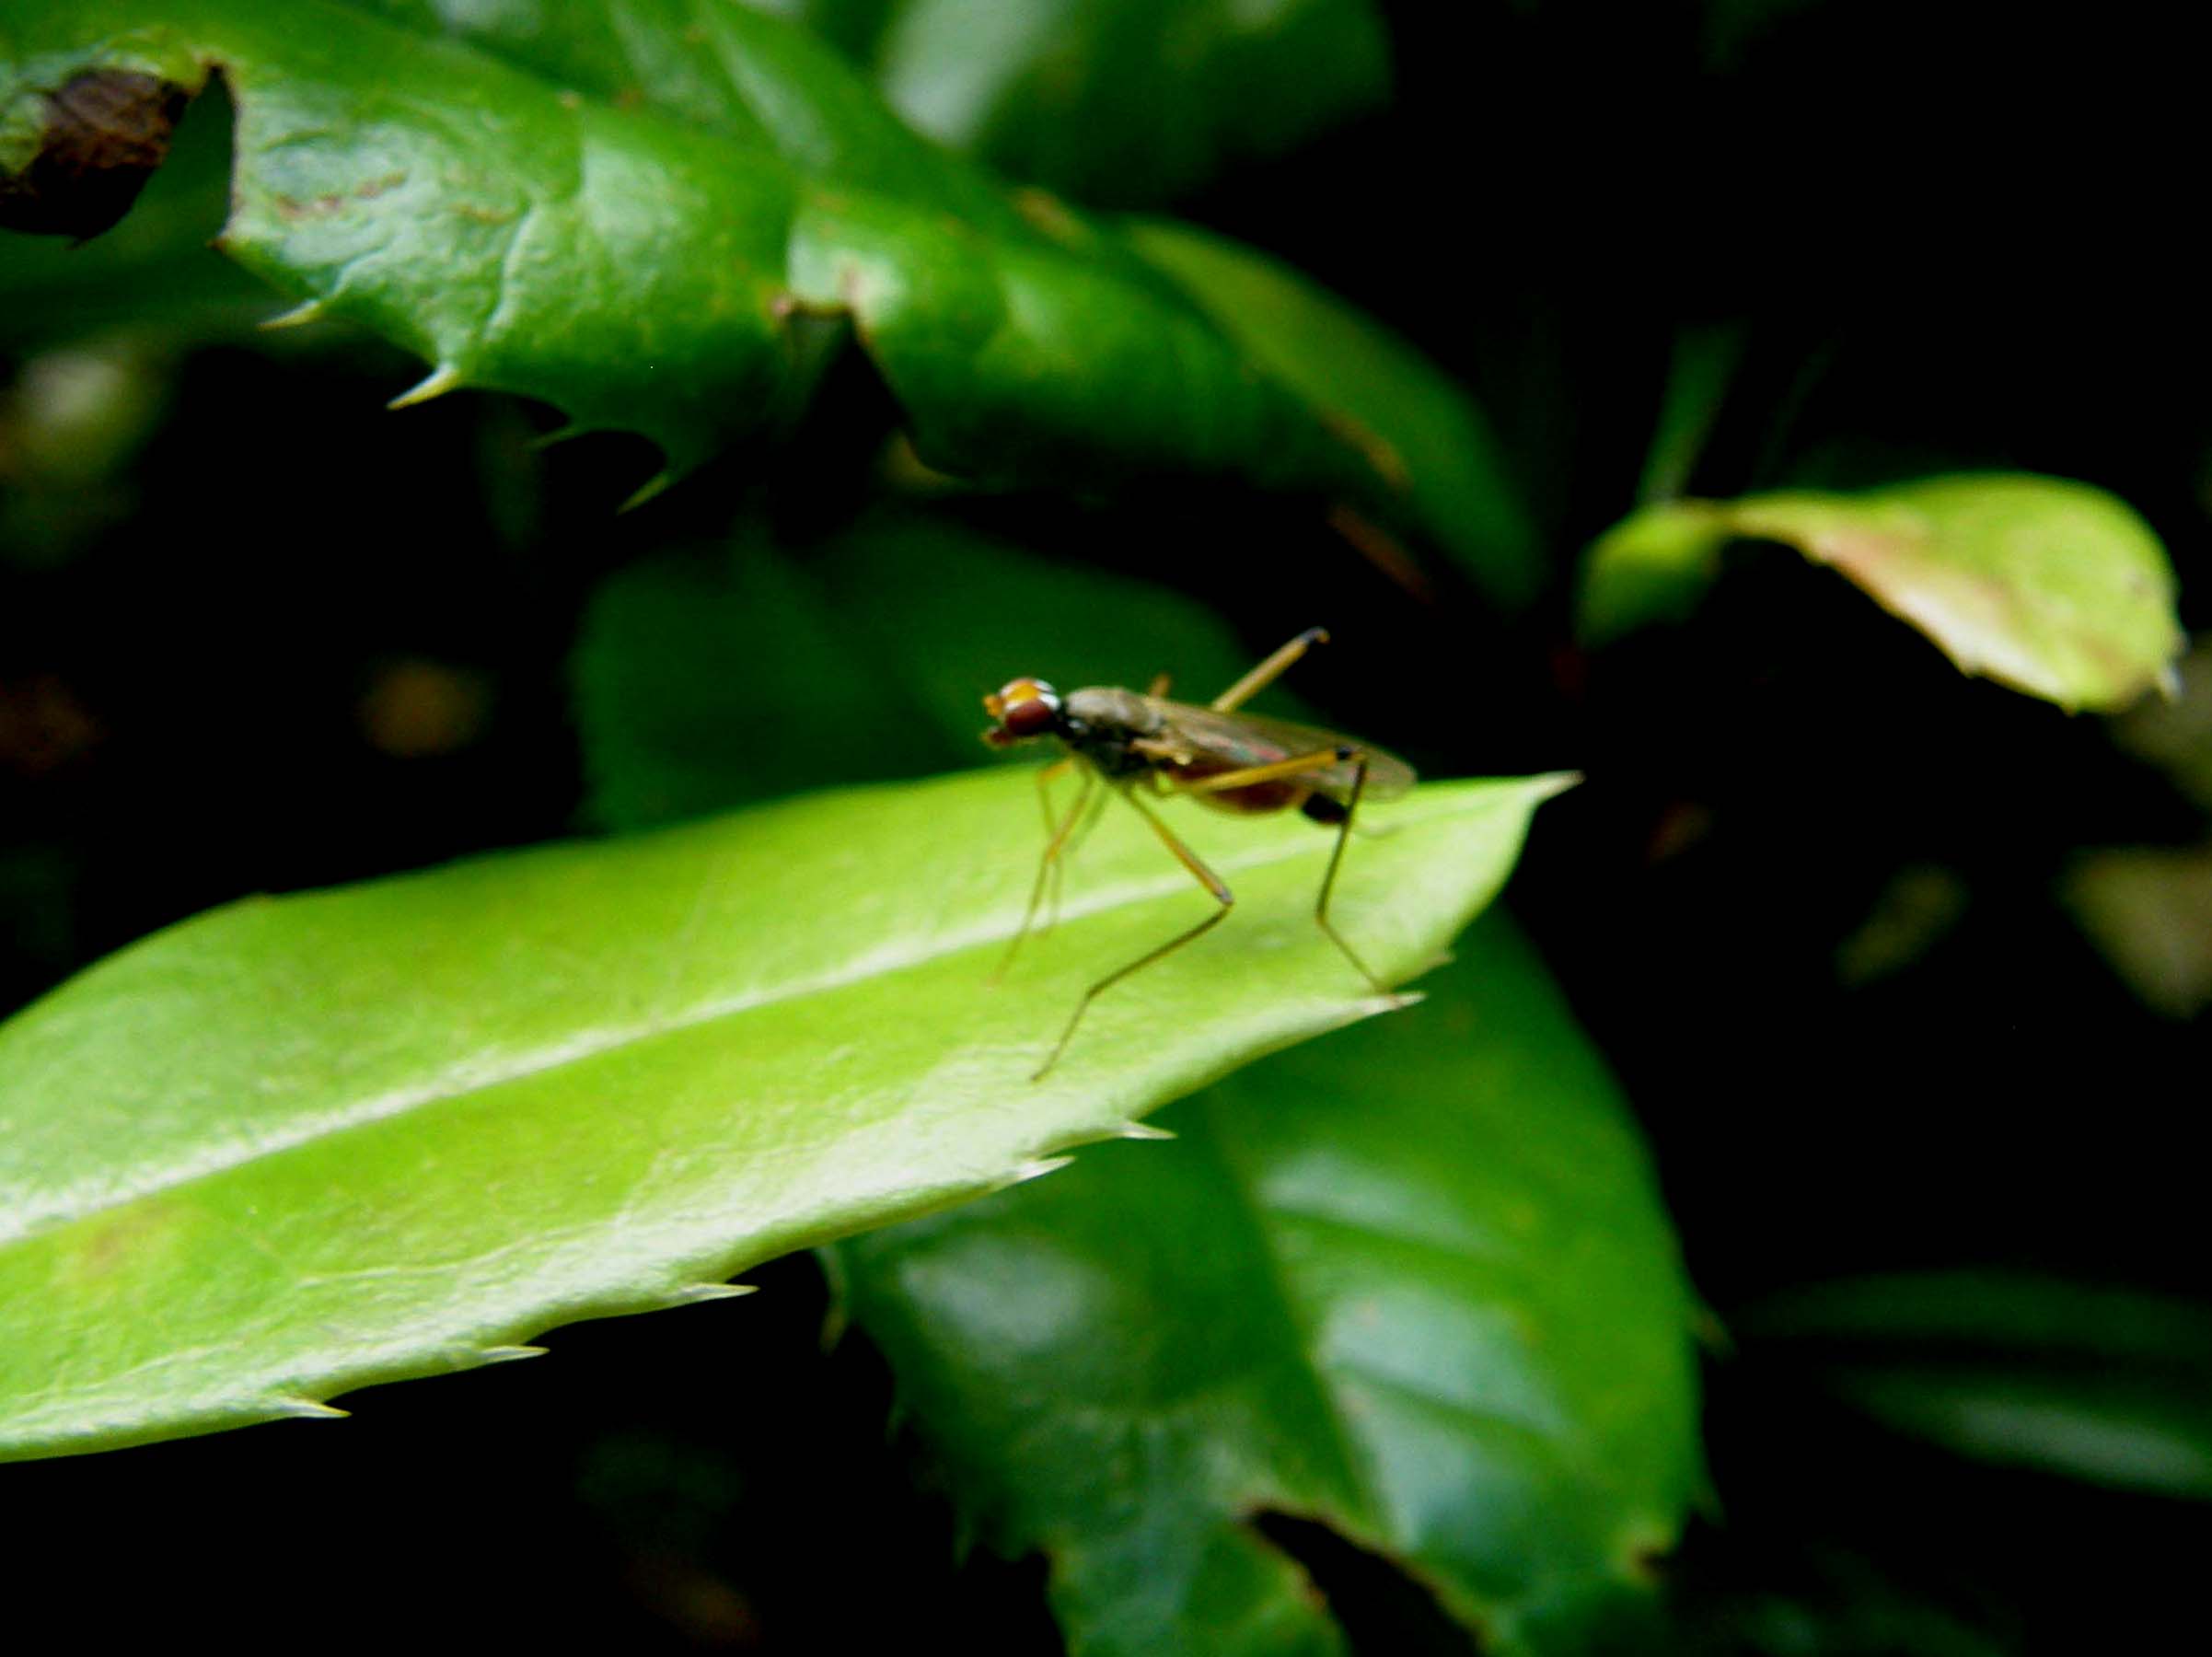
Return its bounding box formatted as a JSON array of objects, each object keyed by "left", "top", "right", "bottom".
[
  {"left": 2064, "top": 843, "right": 2212, "bottom": 1021},
  {"left": 1739, "top": 1270, "right": 2212, "bottom": 1501},
  {"left": 571, "top": 510, "right": 1268, "bottom": 829},
  {"left": 750, "top": 0, "right": 1393, "bottom": 207},
  {"left": 2107, "top": 637, "right": 2212, "bottom": 814},
  {"left": 1129, "top": 218, "right": 1542, "bottom": 611}
]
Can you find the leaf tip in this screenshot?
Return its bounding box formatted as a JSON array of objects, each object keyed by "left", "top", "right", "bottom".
[
  {"left": 1114, "top": 1120, "right": 1176, "bottom": 1141},
  {"left": 387, "top": 364, "right": 464, "bottom": 411}
]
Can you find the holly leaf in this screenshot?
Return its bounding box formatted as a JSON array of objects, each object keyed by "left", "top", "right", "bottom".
[
  {"left": 0, "top": 765, "right": 1566, "bottom": 1460},
  {"left": 0, "top": 0, "right": 1465, "bottom": 550}
]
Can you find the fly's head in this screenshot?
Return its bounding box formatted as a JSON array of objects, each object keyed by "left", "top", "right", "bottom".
[{"left": 981, "top": 678, "right": 1067, "bottom": 749}]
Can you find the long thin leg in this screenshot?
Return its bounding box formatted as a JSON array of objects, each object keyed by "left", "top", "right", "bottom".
[
  {"left": 1044, "top": 772, "right": 1113, "bottom": 938},
  {"left": 1211, "top": 626, "right": 1328, "bottom": 713},
  {"left": 1032, "top": 754, "right": 1074, "bottom": 832},
  {"left": 1314, "top": 754, "right": 1391, "bottom": 996},
  {"left": 1033, "top": 788, "right": 1233, "bottom": 1081},
  {"left": 994, "top": 759, "right": 1093, "bottom": 982},
  {"left": 1157, "top": 745, "right": 1394, "bottom": 997},
  {"left": 1022, "top": 756, "right": 1075, "bottom": 924}
]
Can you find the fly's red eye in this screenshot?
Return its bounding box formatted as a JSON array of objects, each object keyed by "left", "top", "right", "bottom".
[{"left": 1002, "top": 697, "right": 1059, "bottom": 737}]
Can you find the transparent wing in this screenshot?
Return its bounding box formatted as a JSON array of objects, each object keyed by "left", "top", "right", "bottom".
[{"left": 1144, "top": 699, "right": 1417, "bottom": 801}]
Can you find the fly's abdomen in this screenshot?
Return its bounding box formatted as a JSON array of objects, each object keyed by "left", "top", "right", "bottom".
[{"left": 1164, "top": 758, "right": 1310, "bottom": 816}]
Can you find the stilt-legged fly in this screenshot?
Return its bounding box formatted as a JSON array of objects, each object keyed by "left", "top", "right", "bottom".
[{"left": 981, "top": 628, "right": 1415, "bottom": 1080}]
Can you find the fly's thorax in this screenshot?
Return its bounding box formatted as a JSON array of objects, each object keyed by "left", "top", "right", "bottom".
[
  {"left": 1061, "top": 685, "right": 1163, "bottom": 778},
  {"left": 1063, "top": 686, "right": 1159, "bottom": 734}
]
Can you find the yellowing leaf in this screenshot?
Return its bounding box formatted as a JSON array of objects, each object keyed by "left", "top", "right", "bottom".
[{"left": 1580, "top": 474, "right": 2183, "bottom": 712}]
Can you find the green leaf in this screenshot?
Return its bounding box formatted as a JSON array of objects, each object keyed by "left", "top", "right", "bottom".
[
  {"left": 573, "top": 537, "right": 934, "bottom": 830},
  {"left": 0, "top": 766, "right": 1566, "bottom": 1461},
  {"left": 362, "top": 0, "right": 1031, "bottom": 230},
  {"left": 1, "top": 0, "right": 1415, "bottom": 522},
  {"left": 1742, "top": 1270, "right": 2212, "bottom": 1501},
  {"left": 1633, "top": 322, "right": 1745, "bottom": 505},
  {"left": 1820, "top": 1370, "right": 2212, "bottom": 1501},
  {"left": 1578, "top": 473, "right": 2185, "bottom": 712},
  {"left": 1129, "top": 217, "right": 1544, "bottom": 612},
  {"left": 572, "top": 512, "right": 1273, "bottom": 830},
  {"left": 763, "top": 0, "right": 1394, "bottom": 207},
  {"left": 836, "top": 919, "right": 1704, "bottom": 1656}
]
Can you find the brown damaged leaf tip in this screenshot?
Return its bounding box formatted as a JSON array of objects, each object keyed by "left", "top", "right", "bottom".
[{"left": 0, "top": 69, "right": 191, "bottom": 241}]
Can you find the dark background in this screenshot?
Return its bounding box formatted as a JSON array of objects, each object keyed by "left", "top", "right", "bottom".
[{"left": 3, "top": 3, "right": 2205, "bottom": 1650}]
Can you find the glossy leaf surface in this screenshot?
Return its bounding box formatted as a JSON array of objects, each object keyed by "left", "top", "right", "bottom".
[
  {"left": 0, "top": 765, "right": 1565, "bottom": 1460},
  {"left": 839, "top": 919, "right": 1704, "bottom": 1655},
  {"left": 1579, "top": 473, "right": 2183, "bottom": 711}
]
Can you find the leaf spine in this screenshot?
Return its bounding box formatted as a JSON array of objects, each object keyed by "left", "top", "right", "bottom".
[
  {"left": 663, "top": 1282, "right": 755, "bottom": 1305},
  {"left": 527, "top": 421, "right": 595, "bottom": 452},
  {"left": 268, "top": 1396, "right": 349, "bottom": 1420},
  {"left": 618, "top": 469, "right": 674, "bottom": 514},
  {"left": 387, "top": 364, "right": 464, "bottom": 410},
  {"left": 259, "top": 298, "right": 329, "bottom": 330},
  {"left": 474, "top": 1345, "right": 546, "bottom": 1366}
]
